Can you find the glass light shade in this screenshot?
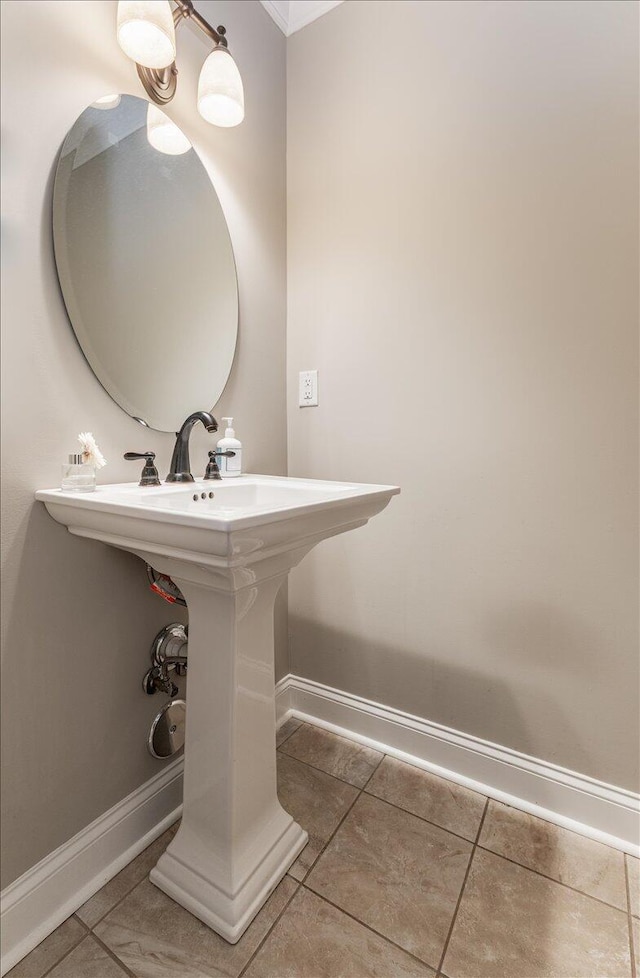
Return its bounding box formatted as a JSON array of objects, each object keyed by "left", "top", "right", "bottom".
[
  {"left": 92, "top": 94, "right": 122, "bottom": 110},
  {"left": 117, "top": 1, "right": 176, "bottom": 69},
  {"left": 197, "top": 47, "right": 244, "bottom": 128},
  {"left": 146, "top": 103, "right": 192, "bottom": 155}
]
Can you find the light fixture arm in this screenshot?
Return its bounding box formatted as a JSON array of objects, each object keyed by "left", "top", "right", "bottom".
[
  {"left": 172, "top": 0, "right": 228, "bottom": 48},
  {"left": 135, "top": 0, "right": 229, "bottom": 106}
]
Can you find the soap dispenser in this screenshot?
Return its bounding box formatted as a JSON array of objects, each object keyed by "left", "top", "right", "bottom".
[{"left": 216, "top": 418, "right": 242, "bottom": 478}]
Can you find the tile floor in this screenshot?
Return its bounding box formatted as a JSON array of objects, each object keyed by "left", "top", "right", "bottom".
[{"left": 9, "top": 718, "right": 639, "bottom": 978}]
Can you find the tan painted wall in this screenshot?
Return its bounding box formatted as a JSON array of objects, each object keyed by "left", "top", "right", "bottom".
[
  {"left": 287, "top": 0, "right": 639, "bottom": 792},
  {"left": 0, "top": 0, "right": 287, "bottom": 888}
]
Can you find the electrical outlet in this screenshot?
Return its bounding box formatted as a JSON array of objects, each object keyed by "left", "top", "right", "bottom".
[{"left": 299, "top": 370, "right": 318, "bottom": 407}]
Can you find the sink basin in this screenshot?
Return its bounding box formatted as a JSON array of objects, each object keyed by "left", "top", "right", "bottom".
[
  {"left": 36, "top": 473, "right": 399, "bottom": 942},
  {"left": 52, "top": 475, "right": 386, "bottom": 525}
]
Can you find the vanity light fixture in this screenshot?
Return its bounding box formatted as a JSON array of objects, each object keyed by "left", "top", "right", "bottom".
[
  {"left": 146, "top": 103, "right": 192, "bottom": 154},
  {"left": 91, "top": 93, "right": 122, "bottom": 109},
  {"left": 116, "top": 0, "right": 244, "bottom": 127},
  {"left": 117, "top": 0, "right": 176, "bottom": 69}
]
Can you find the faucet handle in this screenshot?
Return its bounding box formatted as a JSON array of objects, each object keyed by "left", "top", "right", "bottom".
[
  {"left": 204, "top": 450, "right": 221, "bottom": 481},
  {"left": 124, "top": 451, "right": 161, "bottom": 487},
  {"left": 204, "top": 450, "right": 236, "bottom": 481}
]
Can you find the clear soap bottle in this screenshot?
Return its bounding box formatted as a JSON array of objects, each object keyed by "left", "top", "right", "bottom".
[{"left": 61, "top": 453, "right": 96, "bottom": 492}]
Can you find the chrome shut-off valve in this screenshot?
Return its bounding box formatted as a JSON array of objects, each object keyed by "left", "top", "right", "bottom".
[{"left": 142, "top": 623, "right": 188, "bottom": 696}]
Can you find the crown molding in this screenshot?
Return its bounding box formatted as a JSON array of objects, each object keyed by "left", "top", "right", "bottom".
[
  {"left": 260, "top": 0, "right": 344, "bottom": 36},
  {"left": 260, "top": 0, "right": 289, "bottom": 35}
]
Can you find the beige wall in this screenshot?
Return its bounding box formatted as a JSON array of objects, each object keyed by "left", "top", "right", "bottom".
[
  {"left": 0, "top": 0, "right": 286, "bottom": 888},
  {"left": 2, "top": 0, "right": 638, "bottom": 896},
  {"left": 287, "top": 0, "right": 639, "bottom": 791}
]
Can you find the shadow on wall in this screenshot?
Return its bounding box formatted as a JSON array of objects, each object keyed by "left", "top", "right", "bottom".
[
  {"left": 287, "top": 614, "right": 594, "bottom": 789},
  {"left": 284, "top": 617, "right": 587, "bottom": 977},
  {"left": 481, "top": 601, "right": 609, "bottom": 677},
  {"left": 0, "top": 502, "right": 187, "bottom": 889}
]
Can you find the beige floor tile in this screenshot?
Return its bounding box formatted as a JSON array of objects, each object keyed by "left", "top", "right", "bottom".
[
  {"left": 443, "top": 848, "right": 631, "bottom": 978},
  {"left": 95, "top": 875, "right": 297, "bottom": 978},
  {"left": 627, "top": 854, "right": 639, "bottom": 917},
  {"left": 479, "top": 801, "right": 627, "bottom": 910},
  {"left": 47, "top": 935, "right": 127, "bottom": 978},
  {"left": 77, "top": 824, "right": 178, "bottom": 927},
  {"left": 244, "top": 886, "right": 435, "bottom": 978},
  {"left": 277, "top": 753, "right": 359, "bottom": 880},
  {"left": 365, "top": 756, "right": 486, "bottom": 842},
  {"left": 307, "top": 792, "right": 471, "bottom": 969},
  {"left": 6, "top": 917, "right": 85, "bottom": 978},
  {"left": 276, "top": 716, "right": 303, "bottom": 748},
  {"left": 279, "top": 724, "right": 383, "bottom": 787},
  {"left": 632, "top": 916, "right": 639, "bottom": 973}
]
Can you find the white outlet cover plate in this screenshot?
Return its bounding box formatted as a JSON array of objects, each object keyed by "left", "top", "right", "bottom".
[{"left": 299, "top": 370, "right": 318, "bottom": 407}]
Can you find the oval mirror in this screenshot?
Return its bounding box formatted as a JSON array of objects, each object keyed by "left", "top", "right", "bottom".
[{"left": 52, "top": 94, "right": 238, "bottom": 432}]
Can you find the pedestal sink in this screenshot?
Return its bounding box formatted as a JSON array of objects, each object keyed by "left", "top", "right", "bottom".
[{"left": 36, "top": 474, "right": 399, "bottom": 942}]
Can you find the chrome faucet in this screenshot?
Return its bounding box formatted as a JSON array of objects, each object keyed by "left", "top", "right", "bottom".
[{"left": 166, "top": 411, "right": 218, "bottom": 483}]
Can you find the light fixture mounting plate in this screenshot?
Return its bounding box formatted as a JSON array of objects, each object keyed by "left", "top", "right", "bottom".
[{"left": 136, "top": 63, "right": 178, "bottom": 105}]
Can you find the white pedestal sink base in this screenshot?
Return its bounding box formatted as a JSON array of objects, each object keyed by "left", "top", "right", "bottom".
[
  {"left": 150, "top": 818, "right": 307, "bottom": 943},
  {"left": 146, "top": 565, "right": 308, "bottom": 943}
]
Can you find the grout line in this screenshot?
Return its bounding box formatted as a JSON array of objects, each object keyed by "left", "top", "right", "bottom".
[
  {"left": 237, "top": 878, "right": 301, "bottom": 978},
  {"left": 300, "top": 883, "right": 439, "bottom": 973},
  {"left": 297, "top": 781, "right": 365, "bottom": 881},
  {"left": 282, "top": 724, "right": 481, "bottom": 844},
  {"left": 436, "top": 797, "right": 489, "bottom": 975},
  {"left": 88, "top": 930, "right": 136, "bottom": 977},
  {"left": 298, "top": 769, "right": 484, "bottom": 973},
  {"left": 360, "top": 750, "right": 385, "bottom": 790},
  {"left": 72, "top": 914, "right": 91, "bottom": 934},
  {"left": 277, "top": 746, "right": 367, "bottom": 789},
  {"left": 363, "top": 781, "right": 483, "bottom": 846},
  {"left": 38, "top": 916, "right": 133, "bottom": 978},
  {"left": 277, "top": 744, "right": 383, "bottom": 791},
  {"left": 297, "top": 718, "right": 638, "bottom": 858},
  {"left": 26, "top": 891, "right": 144, "bottom": 978},
  {"left": 276, "top": 718, "right": 305, "bottom": 750},
  {"left": 87, "top": 875, "right": 150, "bottom": 931},
  {"left": 474, "top": 843, "right": 631, "bottom": 916},
  {"left": 478, "top": 795, "right": 635, "bottom": 854},
  {"left": 278, "top": 748, "right": 362, "bottom": 791},
  {"left": 289, "top": 731, "right": 634, "bottom": 918},
  {"left": 319, "top": 782, "right": 363, "bottom": 848},
  {"left": 626, "top": 855, "right": 637, "bottom": 978},
  {"left": 82, "top": 826, "right": 179, "bottom": 931},
  {"left": 285, "top": 743, "right": 482, "bottom": 847},
  {"left": 238, "top": 721, "right": 384, "bottom": 978},
  {"left": 36, "top": 720, "right": 631, "bottom": 978},
  {"left": 282, "top": 753, "right": 369, "bottom": 885},
  {"left": 38, "top": 922, "right": 87, "bottom": 978}
]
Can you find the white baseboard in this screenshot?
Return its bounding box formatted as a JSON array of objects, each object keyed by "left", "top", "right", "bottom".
[
  {"left": 279, "top": 674, "right": 640, "bottom": 856},
  {"left": 275, "top": 674, "right": 294, "bottom": 724},
  {"left": 0, "top": 758, "right": 184, "bottom": 977},
  {"left": 4, "top": 677, "right": 637, "bottom": 976}
]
